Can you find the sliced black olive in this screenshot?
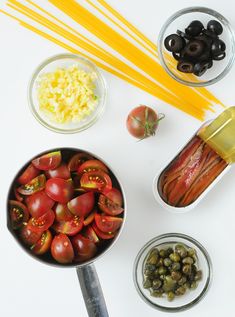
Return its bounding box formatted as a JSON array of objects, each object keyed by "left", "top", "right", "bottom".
[
  {"left": 164, "top": 34, "right": 185, "bottom": 52},
  {"left": 193, "top": 61, "right": 209, "bottom": 76},
  {"left": 208, "top": 59, "right": 213, "bottom": 69},
  {"left": 172, "top": 52, "right": 181, "bottom": 61},
  {"left": 195, "top": 34, "right": 213, "bottom": 47},
  {"left": 198, "top": 50, "right": 211, "bottom": 62},
  {"left": 184, "top": 40, "right": 205, "bottom": 57},
  {"left": 213, "top": 52, "right": 226, "bottom": 60},
  {"left": 207, "top": 20, "right": 223, "bottom": 35},
  {"left": 211, "top": 39, "right": 226, "bottom": 56},
  {"left": 177, "top": 60, "right": 194, "bottom": 73},
  {"left": 177, "top": 29, "right": 192, "bottom": 40},
  {"left": 202, "top": 29, "right": 218, "bottom": 39},
  {"left": 185, "top": 20, "right": 204, "bottom": 37}
]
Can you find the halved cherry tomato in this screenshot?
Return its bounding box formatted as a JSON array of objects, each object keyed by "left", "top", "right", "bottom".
[
  {"left": 84, "top": 226, "right": 99, "bottom": 244},
  {"left": 67, "top": 192, "right": 94, "bottom": 217},
  {"left": 53, "top": 215, "right": 83, "bottom": 236},
  {"left": 80, "top": 171, "right": 112, "bottom": 194},
  {"left": 46, "top": 178, "right": 74, "bottom": 204},
  {"left": 20, "top": 224, "right": 43, "bottom": 246},
  {"left": 17, "top": 164, "right": 40, "bottom": 185},
  {"left": 14, "top": 187, "right": 23, "bottom": 202},
  {"left": 55, "top": 203, "right": 73, "bottom": 222},
  {"left": 77, "top": 160, "right": 108, "bottom": 176},
  {"left": 32, "top": 151, "right": 61, "bottom": 171},
  {"left": 26, "top": 191, "right": 55, "bottom": 218},
  {"left": 9, "top": 200, "right": 29, "bottom": 229},
  {"left": 17, "top": 174, "right": 46, "bottom": 195},
  {"left": 84, "top": 210, "right": 95, "bottom": 226},
  {"left": 28, "top": 209, "right": 55, "bottom": 233},
  {"left": 105, "top": 188, "right": 123, "bottom": 206},
  {"left": 98, "top": 194, "right": 124, "bottom": 216},
  {"left": 95, "top": 213, "right": 123, "bottom": 233},
  {"left": 45, "top": 163, "right": 70, "bottom": 179},
  {"left": 51, "top": 233, "right": 74, "bottom": 264},
  {"left": 32, "top": 230, "right": 52, "bottom": 255},
  {"left": 71, "top": 234, "right": 97, "bottom": 262},
  {"left": 92, "top": 223, "right": 115, "bottom": 240},
  {"left": 68, "top": 153, "right": 93, "bottom": 172}
]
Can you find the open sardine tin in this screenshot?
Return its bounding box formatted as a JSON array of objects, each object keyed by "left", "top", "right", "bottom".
[{"left": 153, "top": 107, "right": 235, "bottom": 213}]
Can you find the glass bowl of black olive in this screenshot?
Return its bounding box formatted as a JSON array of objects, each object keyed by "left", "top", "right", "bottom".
[
  {"left": 158, "top": 7, "right": 235, "bottom": 86},
  {"left": 133, "top": 233, "right": 212, "bottom": 312}
]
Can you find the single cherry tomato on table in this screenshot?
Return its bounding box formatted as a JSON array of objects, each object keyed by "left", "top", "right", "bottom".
[
  {"left": 71, "top": 234, "right": 97, "bottom": 262},
  {"left": 9, "top": 200, "right": 29, "bottom": 229},
  {"left": 45, "top": 163, "right": 70, "bottom": 179},
  {"left": 17, "top": 174, "right": 46, "bottom": 195},
  {"left": 77, "top": 160, "right": 108, "bottom": 176},
  {"left": 26, "top": 191, "right": 55, "bottom": 218},
  {"left": 67, "top": 192, "right": 95, "bottom": 217},
  {"left": 32, "top": 151, "right": 61, "bottom": 171},
  {"left": 80, "top": 171, "right": 112, "bottom": 194},
  {"left": 32, "top": 230, "right": 52, "bottom": 255},
  {"left": 126, "top": 105, "right": 164, "bottom": 139},
  {"left": 95, "top": 213, "right": 123, "bottom": 233},
  {"left": 46, "top": 178, "right": 74, "bottom": 204},
  {"left": 53, "top": 215, "right": 84, "bottom": 236},
  {"left": 68, "top": 153, "right": 94, "bottom": 172},
  {"left": 27, "top": 209, "right": 55, "bottom": 233},
  {"left": 17, "top": 164, "right": 40, "bottom": 185},
  {"left": 51, "top": 233, "right": 74, "bottom": 264}
]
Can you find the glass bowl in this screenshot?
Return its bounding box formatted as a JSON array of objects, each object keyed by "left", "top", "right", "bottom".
[
  {"left": 133, "top": 233, "right": 212, "bottom": 312},
  {"left": 158, "top": 7, "right": 235, "bottom": 86},
  {"left": 28, "top": 54, "right": 107, "bottom": 133}
]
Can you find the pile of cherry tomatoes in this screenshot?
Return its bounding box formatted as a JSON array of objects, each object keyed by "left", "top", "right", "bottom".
[{"left": 8, "top": 149, "right": 124, "bottom": 265}]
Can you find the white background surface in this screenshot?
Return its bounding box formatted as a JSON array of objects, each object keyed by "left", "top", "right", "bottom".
[{"left": 0, "top": 0, "right": 235, "bottom": 316}]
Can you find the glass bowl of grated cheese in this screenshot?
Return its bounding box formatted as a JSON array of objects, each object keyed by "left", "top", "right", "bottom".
[{"left": 28, "top": 54, "right": 107, "bottom": 133}]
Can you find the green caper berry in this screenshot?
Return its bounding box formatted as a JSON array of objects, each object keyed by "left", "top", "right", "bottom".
[
  {"left": 182, "top": 257, "right": 194, "bottom": 265},
  {"left": 194, "top": 270, "right": 202, "bottom": 281},
  {"left": 156, "top": 258, "right": 164, "bottom": 267},
  {"left": 171, "top": 262, "right": 181, "bottom": 271},
  {"left": 145, "top": 263, "right": 156, "bottom": 271},
  {"left": 190, "top": 281, "right": 198, "bottom": 289},
  {"left": 165, "top": 247, "right": 174, "bottom": 257},
  {"left": 163, "top": 275, "right": 177, "bottom": 292},
  {"left": 158, "top": 266, "right": 167, "bottom": 275},
  {"left": 175, "top": 286, "right": 186, "bottom": 296},
  {"left": 169, "top": 252, "right": 181, "bottom": 262},
  {"left": 171, "top": 271, "right": 182, "bottom": 281},
  {"left": 159, "top": 274, "right": 166, "bottom": 281},
  {"left": 143, "top": 278, "right": 152, "bottom": 289},
  {"left": 163, "top": 257, "right": 172, "bottom": 267},
  {"left": 159, "top": 249, "right": 167, "bottom": 258},
  {"left": 152, "top": 279, "right": 162, "bottom": 290},
  {"left": 153, "top": 270, "right": 160, "bottom": 278},
  {"left": 150, "top": 290, "right": 163, "bottom": 297},
  {"left": 183, "top": 282, "right": 190, "bottom": 289},
  {"left": 147, "top": 255, "right": 158, "bottom": 265},
  {"left": 167, "top": 291, "right": 175, "bottom": 301},
  {"left": 144, "top": 269, "right": 153, "bottom": 277},
  {"left": 182, "top": 264, "right": 192, "bottom": 275},
  {"left": 178, "top": 276, "right": 187, "bottom": 286},
  {"left": 175, "top": 244, "right": 188, "bottom": 258},
  {"left": 187, "top": 248, "right": 196, "bottom": 257}
]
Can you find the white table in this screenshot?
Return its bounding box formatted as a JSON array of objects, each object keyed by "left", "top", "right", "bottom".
[{"left": 1, "top": 0, "right": 235, "bottom": 316}]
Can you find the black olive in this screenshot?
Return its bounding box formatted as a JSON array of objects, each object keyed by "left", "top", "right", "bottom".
[
  {"left": 184, "top": 40, "right": 205, "bottom": 57},
  {"left": 207, "top": 20, "right": 223, "bottom": 35},
  {"left": 164, "top": 34, "right": 185, "bottom": 52},
  {"left": 198, "top": 50, "right": 211, "bottom": 62},
  {"left": 195, "top": 34, "right": 213, "bottom": 47},
  {"left": 185, "top": 20, "right": 204, "bottom": 37},
  {"left": 177, "top": 60, "right": 194, "bottom": 73},
  {"left": 172, "top": 52, "right": 181, "bottom": 61},
  {"left": 202, "top": 29, "right": 218, "bottom": 39},
  {"left": 213, "top": 52, "right": 226, "bottom": 60},
  {"left": 211, "top": 39, "right": 226, "bottom": 56},
  {"left": 177, "top": 29, "right": 192, "bottom": 40},
  {"left": 208, "top": 59, "right": 213, "bottom": 69},
  {"left": 193, "top": 61, "right": 209, "bottom": 76}
]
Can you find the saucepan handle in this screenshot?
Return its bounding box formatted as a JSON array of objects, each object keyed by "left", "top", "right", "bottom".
[{"left": 76, "top": 264, "right": 109, "bottom": 317}]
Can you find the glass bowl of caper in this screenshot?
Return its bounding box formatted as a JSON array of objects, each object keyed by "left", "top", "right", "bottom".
[
  {"left": 158, "top": 7, "right": 235, "bottom": 86},
  {"left": 133, "top": 233, "right": 212, "bottom": 312}
]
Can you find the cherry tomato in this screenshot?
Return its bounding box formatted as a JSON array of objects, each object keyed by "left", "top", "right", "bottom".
[
  {"left": 98, "top": 188, "right": 124, "bottom": 216},
  {"left": 84, "top": 210, "right": 95, "bottom": 226},
  {"left": 46, "top": 178, "right": 74, "bottom": 204},
  {"left": 95, "top": 213, "right": 123, "bottom": 233},
  {"left": 84, "top": 226, "right": 99, "bottom": 244},
  {"left": 55, "top": 203, "right": 73, "bottom": 222},
  {"left": 53, "top": 215, "right": 83, "bottom": 236},
  {"left": 71, "top": 234, "right": 97, "bottom": 262},
  {"left": 80, "top": 171, "right": 112, "bottom": 194},
  {"left": 68, "top": 153, "right": 93, "bottom": 172},
  {"left": 32, "top": 151, "right": 61, "bottom": 171},
  {"left": 20, "top": 224, "right": 43, "bottom": 246},
  {"left": 17, "top": 164, "right": 40, "bottom": 185},
  {"left": 14, "top": 187, "right": 23, "bottom": 202},
  {"left": 17, "top": 174, "right": 46, "bottom": 195},
  {"left": 45, "top": 163, "right": 70, "bottom": 179},
  {"left": 32, "top": 230, "right": 52, "bottom": 255},
  {"left": 51, "top": 233, "right": 74, "bottom": 264},
  {"left": 9, "top": 200, "right": 29, "bottom": 229},
  {"left": 26, "top": 191, "right": 55, "bottom": 218},
  {"left": 126, "top": 105, "right": 164, "bottom": 139},
  {"left": 67, "top": 192, "right": 95, "bottom": 217},
  {"left": 27, "top": 209, "right": 55, "bottom": 233},
  {"left": 92, "top": 223, "right": 115, "bottom": 240},
  {"left": 77, "top": 160, "right": 108, "bottom": 176}
]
